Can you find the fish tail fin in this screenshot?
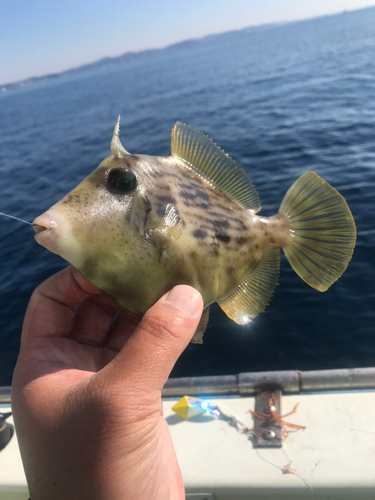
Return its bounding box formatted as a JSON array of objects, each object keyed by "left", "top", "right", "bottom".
[{"left": 278, "top": 171, "right": 356, "bottom": 292}]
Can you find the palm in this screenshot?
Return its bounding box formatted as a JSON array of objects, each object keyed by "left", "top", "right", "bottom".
[
  {"left": 25, "top": 291, "right": 141, "bottom": 386},
  {"left": 13, "top": 266, "right": 200, "bottom": 500}
]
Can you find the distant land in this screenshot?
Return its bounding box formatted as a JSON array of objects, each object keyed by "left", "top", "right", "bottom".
[
  {"left": 1, "top": 20, "right": 290, "bottom": 91},
  {"left": 1, "top": 5, "right": 363, "bottom": 92}
]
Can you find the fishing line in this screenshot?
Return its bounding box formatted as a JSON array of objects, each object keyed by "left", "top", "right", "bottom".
[
  {"left": 0, "top": 212, "right": 32, "bottom": 226},
  {"left": 254, "top": 446, "right": 314, "bottom": 493}
]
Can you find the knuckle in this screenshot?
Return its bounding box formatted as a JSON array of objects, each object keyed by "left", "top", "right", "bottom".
[{"left": 141, "top": 312, "right": 185, "bottom": 343}]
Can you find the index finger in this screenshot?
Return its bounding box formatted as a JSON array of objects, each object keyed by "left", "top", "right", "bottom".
[{"left": 21, "top": 266, "right": 105, "bottom": 346}]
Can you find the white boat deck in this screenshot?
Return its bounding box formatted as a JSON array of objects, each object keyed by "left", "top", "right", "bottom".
[
  {"left": 164, "top": 391, "right": 375, "bottom": 499},
  {"left": 1, "top": 389, "right": 375, "bottom": 499}
]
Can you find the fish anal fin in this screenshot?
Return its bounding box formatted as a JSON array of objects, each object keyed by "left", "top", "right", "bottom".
[
  {"left": 151, "top": 204, "right": 184, "bottom": 253},
  {"left": 171, "top": 122, "right": 260, "bottom": 213},
  {"left": 217, "top": 244, "right": 280, "bottom": 324},
  {"left": 191, "top": 306, "right": 210, "bottom": 344}
]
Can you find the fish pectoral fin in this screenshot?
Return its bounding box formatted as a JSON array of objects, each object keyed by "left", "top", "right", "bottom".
[
  {"left": 191, "top": 306, "right": 210, "bottom": 344},
  {"left": 151, "top": 203, "right": 184, "bottom": 252},
  {"left": 217, "top": 244, "right": 280, "bottom": 324}
]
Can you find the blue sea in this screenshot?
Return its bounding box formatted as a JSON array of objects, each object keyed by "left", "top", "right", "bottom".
[{"left": 0, "top": 8, "right": 374, "bottom": 386}]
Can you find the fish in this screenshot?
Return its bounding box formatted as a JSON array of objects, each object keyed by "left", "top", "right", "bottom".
[{"left": 32, "top": 117, "right": 356, "bottom": 343}]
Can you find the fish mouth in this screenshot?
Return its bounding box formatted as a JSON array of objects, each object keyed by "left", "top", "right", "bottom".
[
  {"left": 32, "top": 212, "right": 60, "bottom": 248},
  {"left": 32, "top": 223, "right": 48, "bottom": 234},
  {"left": 32, "top": 209, "right": 83, "bottom": 268},
  {"left": 32, "top": 213, "right": 57, "bottom": 231}
]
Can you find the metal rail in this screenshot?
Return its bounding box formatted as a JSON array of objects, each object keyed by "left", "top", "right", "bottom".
[
  {"left": 1, "top": 367, "right": 374, "bottom": 404},
  {"left": 162, "top": 367, "right": 375, "bottom": 397}
]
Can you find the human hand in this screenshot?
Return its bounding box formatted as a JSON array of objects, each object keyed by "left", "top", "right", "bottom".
[{"left": 12, "top": 266, "right": 203, "bottom": 500}]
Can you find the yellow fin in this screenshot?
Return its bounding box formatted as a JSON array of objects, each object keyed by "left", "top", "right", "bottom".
[
  {"left": 217, "top": 244, "right": 280, "bottom": 324},
  {"left": 279, "top": 171, "right": 356, "bottom": 292},
  {"left": 171, "top": 122, "right": 260, "bottom": 213}
]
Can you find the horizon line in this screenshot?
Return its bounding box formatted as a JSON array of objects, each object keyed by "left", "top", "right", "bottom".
[{"left": 1, "top": 5, "right": 372, "bottom": 89}]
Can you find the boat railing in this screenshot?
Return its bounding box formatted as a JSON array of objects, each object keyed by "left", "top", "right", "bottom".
[
  {"left": 1, "top": 367, "right": 375, "bottom": 404},
  {"left": 162, "top": 366, "right": 375, "bottom": 397}
]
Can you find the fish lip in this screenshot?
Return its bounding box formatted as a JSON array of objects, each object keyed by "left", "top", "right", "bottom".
[
  {"left": 33, "top": 226, "right": 58, "bottom": 248},
  {"left": 32, "top": 223, "right": 48, "bottom": 235},
  {"left": 31, "top": 209, "right": 83, "bottom": 269},
  {"left": 32, "top": 212, "right": 60, "bottom": 248}
]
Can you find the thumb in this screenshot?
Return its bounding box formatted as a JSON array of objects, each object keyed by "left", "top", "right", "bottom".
[{"left": 104, "top": 285, "right": 203, "bottom": 394}]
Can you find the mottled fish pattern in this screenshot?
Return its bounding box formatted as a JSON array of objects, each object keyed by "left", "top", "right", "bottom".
[{"left": 33, "top": 118, "right": 356, "bottom": 342}]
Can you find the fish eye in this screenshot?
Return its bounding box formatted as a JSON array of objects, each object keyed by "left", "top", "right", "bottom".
[{"left": 108, "top": 168, "right": 137, "bottom": 192}]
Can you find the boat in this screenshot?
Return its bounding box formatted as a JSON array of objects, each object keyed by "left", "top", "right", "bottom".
[{"left": 1, "top": 367, "right": 375, "bottom": 499}]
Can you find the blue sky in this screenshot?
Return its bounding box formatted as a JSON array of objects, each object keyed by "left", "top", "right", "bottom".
[{"left": 1, "top": 0, "right": 374, "bottom": 85}]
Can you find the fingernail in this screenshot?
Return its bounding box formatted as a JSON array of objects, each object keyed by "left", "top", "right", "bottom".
[{"left": 166, "top": 285, "right": 202, "bottom": 317}]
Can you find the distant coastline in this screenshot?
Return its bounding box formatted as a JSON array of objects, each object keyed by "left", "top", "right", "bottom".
[
  {"left": 2, "top": 5, "right": 372, "bottom": 92},
  {"left": 1, "top": 20, "right": 290, "bottom": 91}
]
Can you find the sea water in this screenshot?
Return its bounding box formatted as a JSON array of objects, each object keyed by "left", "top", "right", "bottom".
[{"left": 0, "top": 8, "right": 374, "bottom": 385}]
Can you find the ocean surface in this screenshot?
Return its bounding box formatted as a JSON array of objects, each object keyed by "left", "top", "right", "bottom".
[{"left": 0, "top": 8, "right": 374, "bottom": 385}]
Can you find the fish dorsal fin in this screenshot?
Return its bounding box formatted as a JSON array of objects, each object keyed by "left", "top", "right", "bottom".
[
  {"left": 171, "top": 122, "right": 261, "bottom": 213},
  {"left": 217, "top": 244, "right": 280, "bottom": 324},
  {"left": 111, "top": 115, "right": 130, "bottom": 158}
]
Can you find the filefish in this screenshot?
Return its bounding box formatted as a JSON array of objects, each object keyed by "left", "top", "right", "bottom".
[{"left": 32, "top": 117, "right": 356, "bottom": 342}]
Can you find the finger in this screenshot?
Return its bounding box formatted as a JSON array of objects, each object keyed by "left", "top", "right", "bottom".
[
  {"left": 101, "top": 308, "right": 141, "bottom": 352},
  {"left": 69, "top": 294, "right": 121, "bottom": 347},
  {"left": 21, "top": 266, "right": 102, "bottom": 347},
  {"left": 100, "top": 285, "right": 203, "bottom": 395}
]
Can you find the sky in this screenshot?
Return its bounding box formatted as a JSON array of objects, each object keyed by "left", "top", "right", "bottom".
[{"left": 1, "top": 0, "right": 375, "bottom": 86}]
